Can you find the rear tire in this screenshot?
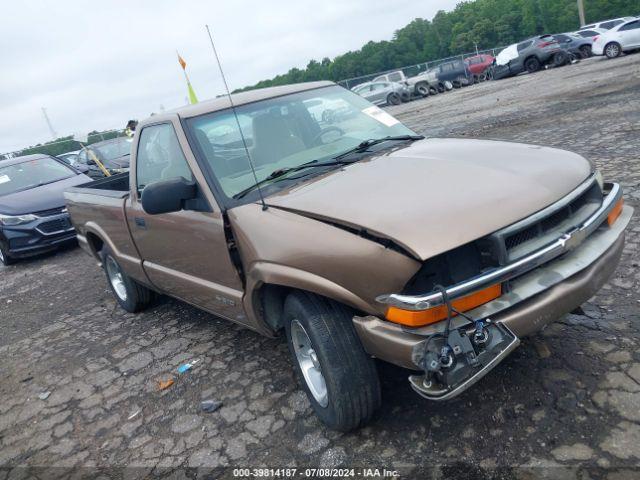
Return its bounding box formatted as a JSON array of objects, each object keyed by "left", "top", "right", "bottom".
[
  {"left": 283, "top": 291, "right": 381, "bottom": 431},
  {"left": 386, "top": 93, "right": 402, "bottom": 105},
  {"left": 604, "top": 42, "right": 622, "bottom": 59},
  {"left": 414, "top": 83, "right": 429, "bottom": 97},
  {"left": 100, "top": 246, "right": 154, "bottom": 312},
  {"left": 0, "top": 241, "right": 16, "bottom": 266},
  {"left": 524, "top": 56, "right": 541, "bottom": 73}
]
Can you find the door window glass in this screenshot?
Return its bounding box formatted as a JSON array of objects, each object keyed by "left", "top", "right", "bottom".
[
  {"left": 136, "top": 124, "right": 194, "bottom": 191},
  {"left": 620, "top": 20, "right": 640, "bottom": 31}
]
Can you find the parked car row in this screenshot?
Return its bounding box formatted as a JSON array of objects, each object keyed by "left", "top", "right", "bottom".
[{"left": 350, "top": 14, "right": 638, "bottom": 99}]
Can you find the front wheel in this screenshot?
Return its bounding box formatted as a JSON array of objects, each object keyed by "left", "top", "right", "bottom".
[
  {"left": 101, "top": 247, "right": 154, "bottom": 312},
  {"left": 0, "top": 241, "right": 16, "bottom": 266},
  {"left": 284, "top": 291, "right": 381, "bottom": 431},
  {"left": 580, "top": 45, "right": 592, "bottom": 58},
  {"left": 605, "top": 42, "right": 621, "bottom": 59},
  {"left": 524, "top": 57, "right": 541, "bottom": 73}
]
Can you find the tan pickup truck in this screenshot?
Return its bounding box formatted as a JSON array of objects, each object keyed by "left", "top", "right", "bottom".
[{"left": 64, "top": 81, "right": 632, "bottom": 431}]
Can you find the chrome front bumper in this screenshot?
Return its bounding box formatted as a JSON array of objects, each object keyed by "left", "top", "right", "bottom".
[{"left": 376, "top": 181, "right": 624, "bottom": 312}]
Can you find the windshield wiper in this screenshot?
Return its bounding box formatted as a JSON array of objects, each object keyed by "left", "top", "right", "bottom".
[
  {"left": 333, "top": 135, "right": 424, "bottom": 160},
  {"left": 233, "top": 159, "right": 351, "bottom": 200}
]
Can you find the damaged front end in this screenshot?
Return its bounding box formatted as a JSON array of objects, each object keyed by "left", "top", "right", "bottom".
[
  {"left": 373, "top": 175, "right": 630, "bottom": 401},
  {"left": 409, "top": 319, "right": 519, "bottom": 400}
]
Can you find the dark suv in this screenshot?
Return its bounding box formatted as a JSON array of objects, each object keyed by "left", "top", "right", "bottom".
[
  {"left": 493, "top": 35, "right": 565, "bottom": 80},
  {"left": 434, "top": 59, "right": 474, "bottom": 87}
]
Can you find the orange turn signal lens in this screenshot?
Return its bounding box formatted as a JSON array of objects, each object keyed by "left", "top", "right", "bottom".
[
  {"left": 385, "top": 284, "right": 502, "bottom": 327},
  {"left": 607, "top": 198, "right": 623, "bottom": 227}
]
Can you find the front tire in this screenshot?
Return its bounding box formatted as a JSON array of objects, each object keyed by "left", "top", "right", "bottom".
[
  {"left": 0, "top": 241, "right": 16, "bottom": 266},
  {"left": 283, "top": 291, "right": 381, "bottom": 431},
  {"left": 605, "top": 42, "right": 622, "bottom": 59},
  {"left": 580, "top": 45, "right": 592, "bottom": 58},
  {"left": 101, "top": 247, "right": 154, "bottom": 312},
  {"left": 524, "top": 56, "right": 541, "bottom": 73}
]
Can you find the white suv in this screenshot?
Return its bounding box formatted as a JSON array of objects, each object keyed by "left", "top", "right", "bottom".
[
  {"left": 592, "top": 18, "right": 640, "bottom": 58},
  {"left": 580, "top": 17, "right": 636, "bottom": 31}
]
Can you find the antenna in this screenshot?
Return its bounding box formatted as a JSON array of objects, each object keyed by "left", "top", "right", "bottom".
[
  {"left": 205, "top": 24, "right": 268, "bottom": 211},
  {"left": 41, "top": 107, "right": 57, "bottom": 140}
]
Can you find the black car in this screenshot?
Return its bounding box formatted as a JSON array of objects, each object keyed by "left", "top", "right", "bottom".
[
  {"left": 0, "top": 154, "right": 91, "bottom": 265},
  {"left": 76, "top": 137, "right": 132, "bottom": 179}
]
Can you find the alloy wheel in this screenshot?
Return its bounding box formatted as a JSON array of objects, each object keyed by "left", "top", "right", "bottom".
[
  {"left": 106, "top": 256, "right": 128, "bottom": 302},
  {"left": 291, "top": 319, "right": 328, "bottom": 407}
]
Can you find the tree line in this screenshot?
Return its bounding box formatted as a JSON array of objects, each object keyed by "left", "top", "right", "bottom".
[
  {"left": 237, "top": 0, "right": 638, "bottom": 91},
  {"left": 3, "top": 130, "right": 124, "bottom": 160}
]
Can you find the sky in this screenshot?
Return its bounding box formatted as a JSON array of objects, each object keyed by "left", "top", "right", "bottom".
[{"left": 0, "top": 0, "right": 459, "bottom": 154}]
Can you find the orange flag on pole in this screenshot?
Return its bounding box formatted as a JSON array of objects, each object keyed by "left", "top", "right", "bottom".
[{"left": 177, "top": 53, "right": 187, "bottom": 70}]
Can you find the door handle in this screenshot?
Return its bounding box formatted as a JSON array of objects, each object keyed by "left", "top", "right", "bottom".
[{"left": 134, "top": 217, "right": 146, "bottom": 229}]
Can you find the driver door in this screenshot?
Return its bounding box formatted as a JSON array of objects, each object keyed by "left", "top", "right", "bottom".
[{"left": 127, "top": 120, "right": 247, "bottom": 324}]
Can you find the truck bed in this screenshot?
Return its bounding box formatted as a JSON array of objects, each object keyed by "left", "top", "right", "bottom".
[{"left": 64, "top": 172, "right": 130, "bottom": 199}]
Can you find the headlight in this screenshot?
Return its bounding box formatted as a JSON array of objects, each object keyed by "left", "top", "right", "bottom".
[{"left": 0, "top": 213, "right": 38, "bottom": 226}]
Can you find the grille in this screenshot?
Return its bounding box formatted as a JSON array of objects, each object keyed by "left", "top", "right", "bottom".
[
  {"left": 505, "top": 225, "right": 539, "bottom": 250},
  {"left": 34, "top": 206, "right": 66, "bottom": 217},
  {"left": 500, "top": 182, "right": 602, "bottom": 262},
  {"left": 38, "top": 217, "right": 72, "bottom": 234}
]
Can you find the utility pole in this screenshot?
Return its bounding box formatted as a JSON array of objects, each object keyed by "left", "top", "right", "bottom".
[
  {"left": 577, "top": 0, "right": 586, "bottom": 27},
  {"left": 41, "top": 107, "right": 57, "bottom": 140}
]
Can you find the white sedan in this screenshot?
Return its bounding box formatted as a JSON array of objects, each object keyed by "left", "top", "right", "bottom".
[{"left": 592, "top": 18, "right": 640, "bottom": 58}]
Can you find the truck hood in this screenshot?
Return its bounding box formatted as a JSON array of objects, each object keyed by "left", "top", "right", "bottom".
[
  {"left": 0, "top": 174, "right": 91, "bottom": 215},
  {"left": 265, "top": 138, "right": 592, "bottom": 261}
]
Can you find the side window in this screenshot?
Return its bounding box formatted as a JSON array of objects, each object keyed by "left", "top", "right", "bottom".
[
  {"left": 136, "top": 124, "right": 194, "bottom": 191},
  {"left": 600, "top": 21, "right": 615, "bottom": 29},
  {"left": 620, "top": 21, "right": 640, "bottom": 31},
  {"left": 388, "top": 72, "right": 402, "bottom": 82},
  {"left": 517, "top": 41, "right": 532, "bottom": 52}
]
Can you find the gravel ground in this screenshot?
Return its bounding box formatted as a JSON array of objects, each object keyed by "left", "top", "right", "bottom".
[{"left": 1, "top": 54, "right": 639, "bottom": 480}]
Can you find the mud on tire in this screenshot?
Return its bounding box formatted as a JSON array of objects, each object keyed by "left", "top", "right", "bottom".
[{"left": 283, "top": 291, "right": 381, "bottom": 431}]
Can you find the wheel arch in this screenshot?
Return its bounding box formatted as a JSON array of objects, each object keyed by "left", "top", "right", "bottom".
[{"left": 245, "top": 262, "right": 374, "bottom": 334}]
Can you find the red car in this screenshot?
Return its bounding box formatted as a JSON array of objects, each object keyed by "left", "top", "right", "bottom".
[{"left": 464, "top": 54, "right": 495, "bottom": 80}]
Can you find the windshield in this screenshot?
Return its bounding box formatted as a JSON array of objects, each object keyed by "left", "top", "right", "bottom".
[
  {"left": 186, "top": 85, "right": 416, "bottom": 201},
  {"left": 93, "top": 138, "right": 132, "bottom": 165},
  {"left": 0, "top": 157, "right": 75, "bottom": 197}
]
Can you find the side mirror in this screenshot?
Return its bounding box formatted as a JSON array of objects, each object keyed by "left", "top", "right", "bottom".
[
  {"left": 86, "top": 159, "right": 96, "bottom": 165},
  {"left": 76, "top": 164, "right": 90, "bottom": 174},
  {"left": 141, "top": 177, "right": 197, "bottom": 215}
]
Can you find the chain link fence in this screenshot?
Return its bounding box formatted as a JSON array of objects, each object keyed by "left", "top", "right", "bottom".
[{"left": 337, "top": 46, "right": 506, "bottom": 90}]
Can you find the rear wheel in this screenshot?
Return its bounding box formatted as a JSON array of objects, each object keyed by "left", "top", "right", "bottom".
[
  {"left": 605, "top": 42, "right": 621, "bottom": 59},
  {"left": 0, "top": 241, "right": 16, "bottom": 266},
  {"left": 524, "top": 56, "right": 541, "bottom": 73},
  {"left": 415, "top": 83, "right": 429, "bottom": 97},
  {"left": 386, "top": 93, "right": 402, "bottom": 105},
  {"left": 101, "top": 247, "right": 154, "bottom": 312},
  {"left": 283, "top": 291, "right": 381, "bottom": 431}
]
